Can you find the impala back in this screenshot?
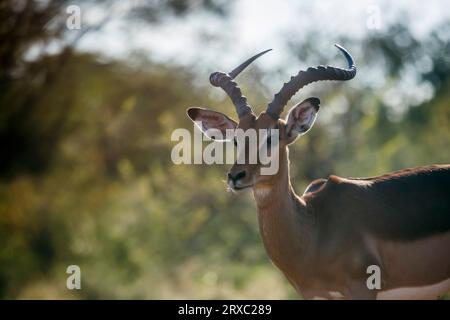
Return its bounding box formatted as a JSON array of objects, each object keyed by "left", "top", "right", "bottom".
[{"left": 305, "top": 164, "right": 450, "bottom": 289}]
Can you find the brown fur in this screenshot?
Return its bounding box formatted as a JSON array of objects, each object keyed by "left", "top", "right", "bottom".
[
  {"left": 253, "top": 147, "right": 450, "bottom": 298},
  {"left": 188, "top": 106, "right": 450, "bottom": 299}
]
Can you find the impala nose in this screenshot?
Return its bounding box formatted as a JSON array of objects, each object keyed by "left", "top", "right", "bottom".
[{"left": 228, "top": 170, "right": 246, "bottom": 185}]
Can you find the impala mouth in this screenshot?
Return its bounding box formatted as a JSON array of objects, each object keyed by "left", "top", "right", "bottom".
[
  {"left": 227, "top": 184, "right": 253, "bottom": 192},
  {"left": 233, "top": 185, "right": 253, "bottom": 190}
]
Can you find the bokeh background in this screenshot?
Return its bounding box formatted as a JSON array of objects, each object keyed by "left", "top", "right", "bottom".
[{"left": 0, "top": 0, "right": 449, "bottom": 299}]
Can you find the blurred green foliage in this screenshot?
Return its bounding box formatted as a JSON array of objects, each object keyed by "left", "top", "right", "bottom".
[{"left": 0, "top": 1, "right": 449, "bottom": 299}]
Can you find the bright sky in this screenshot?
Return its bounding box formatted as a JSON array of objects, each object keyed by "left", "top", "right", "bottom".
[
  {"left": 76, "top": 0, "right": 450, "bottom": 71},
  {"left": 72, "top": 0, "right": 448, "bottom": 119}
]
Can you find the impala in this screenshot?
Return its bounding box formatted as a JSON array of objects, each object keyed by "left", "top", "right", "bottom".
[{"left": 186, "top": 45, "right": 450, "bottom": 299}]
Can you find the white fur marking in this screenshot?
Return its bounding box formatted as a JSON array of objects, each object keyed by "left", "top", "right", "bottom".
[
  {"left": 254, "top": 188, "right": 271, "bottom": 200},
  {"left": 377, "top": 278, "right": 450, "bottom": 300},
  {"left": 329, "top": 291, "right": 346, "bottom": 299}
]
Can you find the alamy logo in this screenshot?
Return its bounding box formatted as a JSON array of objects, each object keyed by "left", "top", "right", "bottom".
[
  {"left": 171, "top": 122, "right": 280, "bottom": 175},
  {"left": 366, "top": 265, "right": 381, "bottom": 290},
  {"left": 66, "top": 265, "right": 81, "bottom": 290},
  {"left": 66, "top": 5, "right": 81, "bottom": 30}
]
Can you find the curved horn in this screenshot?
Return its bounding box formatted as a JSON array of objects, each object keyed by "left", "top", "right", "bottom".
[
  {"left": 266, "top": 44, "right": 356, "bottom": 119},
  {"left": 210, "top": 49, "right": 272, "bottom": 119}
]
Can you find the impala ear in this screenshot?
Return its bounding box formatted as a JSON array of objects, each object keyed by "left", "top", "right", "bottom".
[
  {"left": 285, "top": 97, "right": 320, "bottom": 143},
  {"left": 187, "top": 107, "right": 238, "bottom": 141}
]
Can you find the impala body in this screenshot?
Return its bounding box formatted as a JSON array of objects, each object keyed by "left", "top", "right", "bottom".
[{"left": 187, "top": 45, "right": 450, "bottom": 299}]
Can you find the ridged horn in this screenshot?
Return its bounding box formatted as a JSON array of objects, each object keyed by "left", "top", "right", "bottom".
[
  {"left": 266, "top": 44, "right": 356, "bottom": 119},
  {"left": 210, "top": 49, "right": 272, "bottom": 119}
]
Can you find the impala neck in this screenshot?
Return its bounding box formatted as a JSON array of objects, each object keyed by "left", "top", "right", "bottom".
[
  {"left": 252, "top": 147, "right": 299, "bottom": 210},
  {"left": 251, "top": 148, "right": 311, "bottom": 272}
]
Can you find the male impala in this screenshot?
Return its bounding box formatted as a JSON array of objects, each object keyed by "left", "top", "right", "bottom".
[{"left": 186, "top": 45, "right": 450, "bottom": 299}]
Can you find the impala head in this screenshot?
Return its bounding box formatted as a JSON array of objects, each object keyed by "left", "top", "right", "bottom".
[{"left": 187, "top": 45, "right": 356, "bottom": 191}]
